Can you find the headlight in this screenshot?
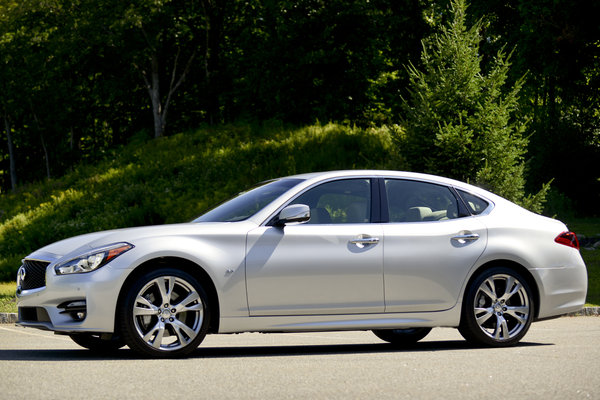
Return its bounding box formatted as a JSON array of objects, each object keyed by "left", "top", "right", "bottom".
[{"left": 54, "top": 242, "right": 134, "bottom": 275}]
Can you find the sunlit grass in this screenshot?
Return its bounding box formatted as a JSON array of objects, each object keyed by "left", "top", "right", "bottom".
[
  {"left": 0, "top": 281, "right": 16, "bottom": 314},
  {"left": 582, "top": 249, "right": 600, "bottom": 307},
  {"left": 563, "top": 217, "right": 600, "bottom": 306}
]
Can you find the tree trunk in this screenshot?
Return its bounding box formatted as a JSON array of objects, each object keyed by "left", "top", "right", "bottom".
[
  {"left": 202, "top": 0, "right": 227, "bottom": 124},
  {"left": 150, "top": 54, "right": 164, "bottom": 138},
  {"left": 31, "top": 108, "right": 51, "bottom": 179},
  {"left": 40, "top": 133, "right": 51, "bottom": 179},
  {"left": 136, "top": 22, "right": 196, "bottom": 139},
  {"left": 4, "top": 114, "right": 17, "bottom": 190},
  {"left": 547, "top": 75, "right": 557, "bottom": 129},
  {"left": 138, "top": 49, "right": 195, "bottom": 139}
]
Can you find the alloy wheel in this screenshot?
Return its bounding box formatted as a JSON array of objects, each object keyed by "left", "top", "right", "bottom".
[
  {"left": 132, "top": 275, "right": 205, "bottom": 352},
  {"left": 472, "top": 273, "right": 530, "bottom": 341}
]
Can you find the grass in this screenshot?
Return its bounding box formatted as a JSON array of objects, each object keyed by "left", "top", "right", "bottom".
[
  {"left": 564, "top": 217, "right": 600, "bottom": 237},
  {"left": 566, "top": 217, "right": 600, "bottom": 306},
  {"left": 0, "top": 282, "right": 16, "bottom": 314},
  {"left": 582, "top": 249, "right": 600, "bottom": 306}
]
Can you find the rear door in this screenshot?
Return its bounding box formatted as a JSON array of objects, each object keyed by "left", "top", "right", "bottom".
[{"left": 381, "top": 179, "right": 487, "bottom": 312}]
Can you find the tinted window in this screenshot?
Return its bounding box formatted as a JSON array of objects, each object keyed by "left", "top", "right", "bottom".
[
  {"left": 291, "top": 179, "right": 371, "bottom": 224},
  {"left": 385, "top": 179, "right": 459, "bottom": 222},
  {"left": 457, "top": 190, "right": 490, "bottom": 215},
  {"left": 195, "top": 178, "right": 304, "bottom": 222}
]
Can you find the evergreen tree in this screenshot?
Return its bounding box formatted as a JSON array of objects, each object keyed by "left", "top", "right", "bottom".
[{"left": 398, "top": 0, "right": 546, "bottom": 211}]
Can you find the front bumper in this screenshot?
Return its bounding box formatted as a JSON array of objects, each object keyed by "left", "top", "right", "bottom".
[{"left": 16, "top": 263, "right": 132, "bottom": 333}]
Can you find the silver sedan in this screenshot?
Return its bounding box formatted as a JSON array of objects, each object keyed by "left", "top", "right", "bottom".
[{"left": 16, "top": 170, "right": 587, "bottom": 357}]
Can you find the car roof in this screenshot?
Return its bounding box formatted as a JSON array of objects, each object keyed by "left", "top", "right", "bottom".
[{"left": 285, "top": 170, "right": 486, "bottom": 194}]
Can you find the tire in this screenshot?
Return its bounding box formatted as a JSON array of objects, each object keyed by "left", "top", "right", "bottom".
[
  {"left": 69, "top": 333, "right": 125, "bottom": 352},
  {"left": 119, "top": 268, "right": 210, "bottom": 358},
  {"left": 372, "top": 327, "right": 432, "bottom": 346},
  {"left": 459, "top": 267, "right": 534, "bottom": 347}
]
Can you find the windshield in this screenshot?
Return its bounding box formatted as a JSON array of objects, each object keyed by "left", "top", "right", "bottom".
[{"left": 194, "top": 178, "right": 304, "bottom": 222}]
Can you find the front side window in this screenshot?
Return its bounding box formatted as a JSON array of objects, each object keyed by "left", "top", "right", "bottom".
[
  {"left": 290, "top": 179, "right": 371, "bottom": 224},
  {"left": 385, "top": 179, "right": 459, "bottom": 222},
  {"left": 195, "top": 178, "right": 304, "bottom": 222}
]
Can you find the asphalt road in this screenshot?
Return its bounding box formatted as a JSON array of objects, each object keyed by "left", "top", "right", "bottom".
[{"left": 1, "top": 317, "right": 599, "bottom": 399}]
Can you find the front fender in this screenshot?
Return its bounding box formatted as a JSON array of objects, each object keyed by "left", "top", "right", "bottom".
[{"left": 114, "top": 233, "right": 248, "bottom": 318}]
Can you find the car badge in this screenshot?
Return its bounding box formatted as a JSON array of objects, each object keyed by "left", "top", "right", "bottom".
[{"left": 17, "top": 265, "right": 27, "bottom": 289}]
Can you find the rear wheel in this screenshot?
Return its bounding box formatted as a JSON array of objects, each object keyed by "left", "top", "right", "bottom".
[
  {"left": 459, "top": 267, "right": 533, "bottom": 347},
  {"left": 372, "top": 327, "right": 432, "bottom": 346},
  {"left": 69, "top": 333, "right": 125, "bottom": 352},
  {"left": 119, "top": 268, "right": 210, "bottom": 358}
]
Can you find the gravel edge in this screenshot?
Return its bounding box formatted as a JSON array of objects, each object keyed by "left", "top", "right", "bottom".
[
  {"left": 0, "top": 313, "right": 17, "bottom": 324},
  {"left": 566, "top": 307, "right": 600, "bottom": 317}
]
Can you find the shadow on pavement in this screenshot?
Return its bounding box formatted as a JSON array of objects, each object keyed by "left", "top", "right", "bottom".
[
  {"left": 193, "top": 340, "right": 551, "bottom": 359},
  {"left": 0, "top": 340, "right": 552, "bottom": 361}
]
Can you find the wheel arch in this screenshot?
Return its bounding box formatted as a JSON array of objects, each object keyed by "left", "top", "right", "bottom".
[
  {"left": 462, "top": 259, "right": 540, "bottom": 320},
  {"left": 115, "top": 256, "right": 221, "bottom": 334}
]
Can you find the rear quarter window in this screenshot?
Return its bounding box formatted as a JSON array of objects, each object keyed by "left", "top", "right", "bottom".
[{"left": 457, "top": 189, "right": 490, "bottom": 215}]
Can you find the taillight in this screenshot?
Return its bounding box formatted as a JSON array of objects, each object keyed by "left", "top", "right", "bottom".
[{"left": 555, "top": 231, "right": 580, "bottom": 250}]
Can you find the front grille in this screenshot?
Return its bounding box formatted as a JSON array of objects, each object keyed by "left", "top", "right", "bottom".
[{"left": 20, "top": 259, "right": 50, "bottom": 290}]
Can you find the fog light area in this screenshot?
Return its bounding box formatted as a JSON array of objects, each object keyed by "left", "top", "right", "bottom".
[{"left": 58, "top": 300, "right": 87, "bottom": 322}]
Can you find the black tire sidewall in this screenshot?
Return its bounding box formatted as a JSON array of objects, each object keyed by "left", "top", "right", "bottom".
[
  {"left": 459, "top": 267, "right": 533, "bottom": 347},
  {"left": 69, "top": 333, "right": 125, "bottom": 352},
  {"left": 119, "top": 267, "right": 211, "bottom": 358},
  {"left": 372, "top": 327, "right": 432, "bottom": 345}
]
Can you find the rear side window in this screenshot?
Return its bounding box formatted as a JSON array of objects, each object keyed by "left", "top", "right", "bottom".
[
  {"left": 385, "top": 179, "right": 459, "bottom": 222},
  {"left": 457, "top": 190, "right": 490, "bottom": 215}
]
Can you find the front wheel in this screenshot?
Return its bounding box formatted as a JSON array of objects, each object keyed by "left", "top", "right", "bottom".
[
  {"left": 119, "top": 268, "right": 210, "bottom": 358},
  {"left": 459, "top": 267, "right": 534, "bottom": 347},
  {"left": 372, "top": 327, "right": 432, "bottom": 346}
]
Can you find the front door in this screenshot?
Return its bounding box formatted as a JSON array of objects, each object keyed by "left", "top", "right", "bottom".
[{"left": 245, "top": 178, "right": 384, "bottom": 316}]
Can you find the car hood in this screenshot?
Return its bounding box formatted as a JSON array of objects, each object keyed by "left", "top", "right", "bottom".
[{"left": 26, "top": 222, "right": 255, "bottom": 264}]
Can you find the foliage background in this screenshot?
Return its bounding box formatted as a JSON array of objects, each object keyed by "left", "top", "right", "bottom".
[{"left": 1, "top": 0, "right": 598, "bottom": 212}]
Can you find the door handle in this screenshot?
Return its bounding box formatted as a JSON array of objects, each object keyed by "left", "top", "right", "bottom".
[
  {"left": 350, "top": 236, "right": 380, "bottom": 248},
  {"left": 452, "top": 233, "right": 480, "bottom": 244}
]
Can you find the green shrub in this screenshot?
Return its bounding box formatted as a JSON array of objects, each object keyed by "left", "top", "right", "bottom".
[{"left": 397, "top": 0, "right": 548, "bottom": 211}]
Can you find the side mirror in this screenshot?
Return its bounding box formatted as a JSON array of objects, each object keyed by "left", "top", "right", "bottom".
[{"left": 277, "top": 204, "right": 310, "bottom": 225}]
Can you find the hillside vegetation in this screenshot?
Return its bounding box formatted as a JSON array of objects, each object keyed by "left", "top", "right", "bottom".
[{"left": 0, "top": 123, "right": 398, "bottom": 280}]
